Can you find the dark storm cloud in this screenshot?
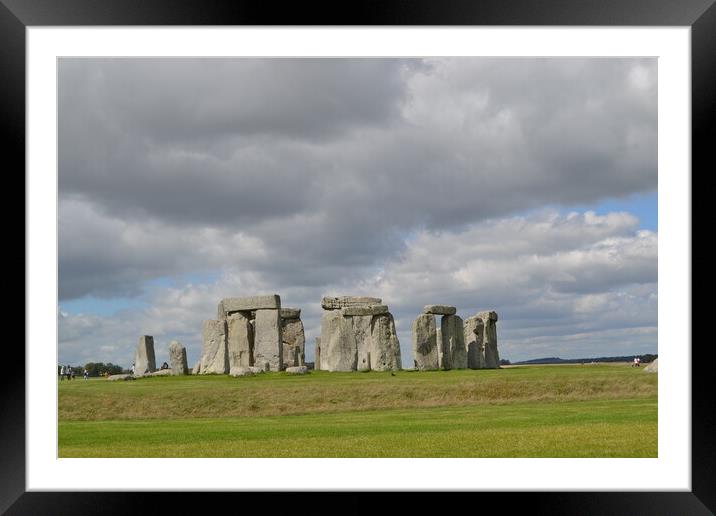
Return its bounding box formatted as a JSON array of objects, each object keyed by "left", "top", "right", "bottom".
[{"left": 58, "top": 57, "right": 656, "bottom": 300}]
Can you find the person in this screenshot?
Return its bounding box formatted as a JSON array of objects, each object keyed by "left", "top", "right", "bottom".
[
  {"left": 131, "top": 362, "right": 135, "bottom": 375},
  {"left": 633, "top": 357, "right": 638, "bottom": 368},
  {"left": 83, "top": 368, "right": 89, "bottom": 380},
  {"left": 636, "top": 357, "right": 641, "bottom": 367},
  {"left": 66, "top": 365, "right": 72, "bottom": 380},
  {"left": 59, "top": 365, "right": 65, "bottom": 381},
  {"left": 161, "top": 361, "right": 169, "bottom": 370}
]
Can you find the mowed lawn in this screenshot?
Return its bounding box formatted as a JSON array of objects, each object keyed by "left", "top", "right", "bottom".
[{"left": 58, "top": 364, "right": 657, "bottom": 458}]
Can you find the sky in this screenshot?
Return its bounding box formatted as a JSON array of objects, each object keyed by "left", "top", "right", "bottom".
[{"left": 57, "top": 57, "right": 657, "bottom": 369}]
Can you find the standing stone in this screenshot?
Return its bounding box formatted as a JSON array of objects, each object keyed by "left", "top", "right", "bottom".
[
  {"left": 315, "top": 337, "right": 321, "bottom": 370},
  {"left": 227, "top": 312, "right": 254, "bottom": 368},
  {"left": 477, "top": 311, "right": 499, "bottom": 368},
  {"left": 436, "top": 326, "right": 444, "bottom": 369},
  {"left": 370, "top": 313, "right": 402, "bottom": 372},
  {"left": 281, "top": 317, "right": 305, "bottom": 369},
  {"left": 201, "top": 319, "right": 228, "bottom": 374},
  {"left": 412, "top": 314, "right": 438, "bottom": 371},
  {"left": 352, "top": 314, "right": 373, "bottom": 371},
  {"left": 320, "top": 310, "right": 357, "bottom": 372},
  {"left": 441, "top": 315, "right": 467, "bottom": 370},
  {"left": 192, "top": 360, "right": 202, "bottom": 375},
  {"left": 254, "top": 309, "right": 283, "bottom": 371},
  {"left": 465, "top": 316, "right": 485, "bottom": 369},
  {"left": 168, "top": 340, "right": 189, "bottom": 375},
  {"left": 134, "top": 335, "right": 156, "bottom": 376}
]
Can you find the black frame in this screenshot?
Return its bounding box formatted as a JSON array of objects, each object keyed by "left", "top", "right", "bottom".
[{"left": 6, "top": 0, "right": 711, "bottom": 513}]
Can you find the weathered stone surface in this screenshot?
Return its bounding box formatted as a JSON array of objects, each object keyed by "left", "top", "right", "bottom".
[
  {"left": 315, "top": 337, "right": 321, "bottom": 370},
  {"left": 134, "top": 336, "right": 156, "bottom": 376},
  {"left": 254, "top": 309, "right": 283, "bottom": 372},
  {"left": 321, "top": 296, "right": 382, "bottom": 310},
  {"left": 341, "top": 305, "right": 389, "bottom": 317},
  {"left": 147, "top": 369, "right": 173, "bottom": 377},
  {"left": 371, "top": 313, "right": 402, "bottom": 371},
  {"left": 227, "top": 312, "right": 253, "bottom": 369},
  {"left": 644, "top": 359, "right": 658, "bottom": 373},
  {"left": 476, "top": 310, "right": 498, "bottom": 322},
  {"left": 423, "top": 305, "right": 457, "bottom": 316},
  {"left": 281, "top": 318, "right": 305, "bottom": 369},
  {"left": 107, "top": 373, "right": 135, "bottom": 381},
  {"left": 201, "top": 319, "right": 228, "bottom": 374},
  {"left": 412, "top": 314, "right": 439, "bottom": 371},
  {"left": 464, "top": 316, "right": 485, "bottom": 369},
  {"left": 168, "top": 340, "right": 189, "bottom": 375},
  {"left": 192, "top": 360, "right": 201, "bottom": 375},
  {"left": 476, "top": 311, "right": 499, "bottom": 368},
  {"left": 441, "top": 315, "right": 467, "bottom": 370},
  {"left": 280, "top": 308, "right": 301, "bottom": 319},
  {"left": 320, "top": 310, "right": 357, "bottom": 371},
  {"left": 285, "top": 366, "right": 309, "bottom": 375},
  {"left": 352, "top": 315, "right": 373, "bottom": 371},
  {"left": 219, "top": 295, "right": 281, "bottom": 317},
  {"left": 436, "top": 326, "right": 444, "bottom": 369}
]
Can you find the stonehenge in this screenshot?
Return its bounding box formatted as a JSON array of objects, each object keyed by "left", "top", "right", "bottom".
[
  {"left": 129, "top": 297, "right": 498, "bottom": 377},
  {"left": 413, "top": 306, "right": 500, "bottom": 370},
  {"left": 198, "top": 294, "right": 304, "bottom": 373},
  {"left": 318, "top": 296, "right": 402, "bottom": 372}
]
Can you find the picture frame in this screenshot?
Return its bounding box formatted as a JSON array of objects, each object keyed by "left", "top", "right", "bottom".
[{"left": 7, "top": 0, "right": 710, "bottom": 512}]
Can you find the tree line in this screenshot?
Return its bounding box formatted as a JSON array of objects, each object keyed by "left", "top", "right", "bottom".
[{"left": 58, "top": 362, "right": 127, "bottom": 377}]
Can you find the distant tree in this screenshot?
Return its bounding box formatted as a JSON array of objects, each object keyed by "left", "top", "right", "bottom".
[
  {"left": 499, "top": 359, "right": 511, "bottom": 366},
  {"left": 84, "top": 362, "right": 124, "bottom": 377}
]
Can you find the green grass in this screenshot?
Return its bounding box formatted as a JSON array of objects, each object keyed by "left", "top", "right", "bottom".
[{"left": 58, "top": 364, "right": 657, "bottom": 457}]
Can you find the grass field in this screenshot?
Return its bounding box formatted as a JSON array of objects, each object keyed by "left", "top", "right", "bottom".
[{"left": 58, "top": 364, "right": 657, "bottom": 457}]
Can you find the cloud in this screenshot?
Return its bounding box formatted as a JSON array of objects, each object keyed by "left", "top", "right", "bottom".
[
  {"left": 58, "top": 211, "right": 657, "bottom": 367},
  {"left": 58, "top": 57, "right": 656, "bottom": 301}
]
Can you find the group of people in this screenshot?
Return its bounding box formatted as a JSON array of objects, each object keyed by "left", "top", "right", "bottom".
[
  {"left": 632, "top": 356, "right": 642, "bottom": 367},
  {"left": 59, "top": 365, "right": 90, "bottom": 380}
]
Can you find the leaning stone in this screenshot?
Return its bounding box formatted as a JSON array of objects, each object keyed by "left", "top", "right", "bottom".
[
  {"left": 285, "top": 366, "right": 309, "bottom": 375},
  {"left": 219, "top": 294, "right": 281, "bottom": 317},
  {"left": 107, "top": 374, "right": 135, "bottom": 381},
  {"left": 280, "top": 308, "right": 301, "bottom": 319},
  {"left": 168, "top": 340, "right": 189, "bottom": 375},
  {"left": 352, "top": 315, "right": 373, "bottom": 371},
  {"left": 201, "top": 319, "right": 229, "bottom": 374},
  {"left": 441, "top": 315, "right": 467, "bottom": 370},
  {"left": 281, "top": 318, "right": 305, "bottom": 369},
  {"left": 423, "top": 305, "right": 457, "bottom": 316},
  {"left": 192, "top": 360, "right": 201, "bottom": 375},
  {"left": 342, "top": 305, "right": 389, "bottom": 316},
  {"left": 227, "top": 312, "right": 253, "bottom": 369},
  {"left": 371, "top": 313, "right": 402, "bottom": 372},
  {"left": 321, "top": 296, "right": 382, "bottom": 310},
  {"left": 254, "top": 309, "right": 283, "bottom": 372},
  {"left": 320, "top": 310, "right": 357, "bottom": 371},
  {"left": 412, "top": 314, "right": 438, "bottom": 371},
  {"left": 134, "top": 335, "right": 156, "bottom": 376},
  {"left": 464, "top": 316, "right": 485, "bottom": 369}
]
